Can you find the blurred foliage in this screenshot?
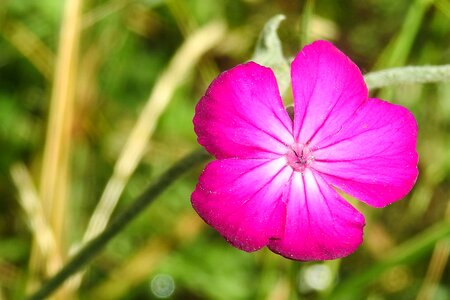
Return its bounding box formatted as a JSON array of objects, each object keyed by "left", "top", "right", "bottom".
[{"left": 1, "top": 0, "right": 450, "bottom": 299}]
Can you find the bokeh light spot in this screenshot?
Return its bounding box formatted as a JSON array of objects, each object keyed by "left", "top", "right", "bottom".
[{"left": 150, "top": 274, "right": 175, "bottom": 298}]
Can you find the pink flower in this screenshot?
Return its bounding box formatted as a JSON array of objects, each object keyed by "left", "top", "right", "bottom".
[{"left": 191, "top": 40, "right": 418, "bottom": 261}]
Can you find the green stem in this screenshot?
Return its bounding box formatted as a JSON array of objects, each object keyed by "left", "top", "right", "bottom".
[
  {"left": 364, "top": 64, "right": 450, "bottom": 90},
  {"left": 301, "top": 0, "right": 315, "bottom": 47},
  {"left": 27, "top": 148, "right": 211, "bottom": 300}
]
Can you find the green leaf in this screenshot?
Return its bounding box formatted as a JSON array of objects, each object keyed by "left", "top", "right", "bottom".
[{"left": 252, "top": 14, "right": 290, "bottom": 95}]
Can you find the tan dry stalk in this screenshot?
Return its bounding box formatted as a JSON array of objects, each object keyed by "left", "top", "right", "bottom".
[
  {"left": 416, "top": 202, "right": 450, "bottom": 300},
  {"left": 10, "top": 163, "right": 58, "bottom": 262},
  {"left": 81, "top": 0, "right": 130, "bottom": 29},
  {"left": 166, "top": 0, "right": 220, "bottom": 83},
  {"left": 0, "top": 19, "right": 54, "bottom": 80},
  {"left": 266, "top": 278, "right": 290, "bottom": 300},
  {"left": 82, "top": 21, "right": 226, "bottom": 244},
  {"left": 38, "top": 0, "right": 83, "bottom": 282}
]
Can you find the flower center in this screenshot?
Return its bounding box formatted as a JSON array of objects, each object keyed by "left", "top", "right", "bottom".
[{"left": 285, "top": 143, "right": 314, "bottom": 173}]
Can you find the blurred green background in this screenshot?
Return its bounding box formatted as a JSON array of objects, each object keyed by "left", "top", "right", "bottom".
[{"left": 1, "top": 0, "right": 450, "bottom": 299}]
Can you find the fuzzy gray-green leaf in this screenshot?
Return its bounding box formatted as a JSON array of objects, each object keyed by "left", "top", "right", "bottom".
[{"left": 252, "top": 14, "right": 290, "bottom": 95}]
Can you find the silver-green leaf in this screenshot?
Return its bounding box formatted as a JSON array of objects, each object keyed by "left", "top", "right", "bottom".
[{"left": 252, "top": 14, "right": 290, "bottom": 95}]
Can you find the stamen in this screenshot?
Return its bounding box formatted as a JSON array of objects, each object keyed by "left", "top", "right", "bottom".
[{"left": 285, "top": 143, "right": 314, "bottom": 173}]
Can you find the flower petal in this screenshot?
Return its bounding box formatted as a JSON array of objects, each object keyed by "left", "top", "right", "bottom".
[
  {"left": 191, "top": 158, "right": 292, "bottom": 252},
  {"left": 312, "top": 98, "right": 418, "bottom": 208},
  {"left": 291, "top": 40, "right": 368, "bottom": 144},
  {"left": 194, "top": 62, "right": 293, "bottom": 159},
  {"left": 268, "top": 169, "right": 365, "bottom": 261}
]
